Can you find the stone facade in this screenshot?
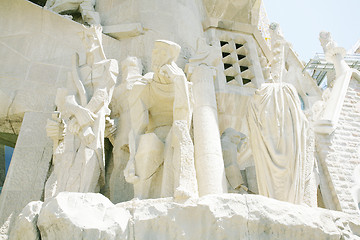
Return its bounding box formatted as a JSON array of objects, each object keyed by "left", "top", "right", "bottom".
[
  {"left": 316, "top": 77, "right": 360, "bottom": 215},
  {"left": 0, "top": 0, "right": 359, "bottom": 239}
]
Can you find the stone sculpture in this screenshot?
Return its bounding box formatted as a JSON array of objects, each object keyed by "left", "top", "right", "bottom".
[
  {"left": 220, "top": 128, "right": 248, "bottom": 193},
  {"left": 315, "top": 31, "right": 352, "bottom": 134},
  {"left": 123, "top": 40, "right": 198, "bottom": 200},
  {"left": 268, "top": 22, "right": 286, "bottom": 83},
  {"left": 3, "top": 1, "right": 360, "bottom": 239},
  {"left": 45, "top": 0, "right": 100, "bottom": 25},
  {"left": 107, "top": 56, "right": 143, "bottom": 203},
  {"left": 45, "top": 25, "right": 118, "bottom": 197},
  {"left": 246, "top": 23, "right": 309, "bottom": 204},
  {"left": 247, "top": 83, "right": 309, "bottom": 204}
]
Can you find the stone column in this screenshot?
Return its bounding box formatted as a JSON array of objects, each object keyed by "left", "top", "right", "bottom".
[
  {"left": 190, "top": 65, "right": 227, "bottom": 196},
  {"left": 0, "top": 112, "right": 53, "bottom": 233}
]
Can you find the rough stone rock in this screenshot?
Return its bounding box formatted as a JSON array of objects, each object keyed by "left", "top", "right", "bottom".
[
  {"left": 32, "top": 192, "right": 360, "bottom": 240},
  {"left": 9, "top": 201, "right": 43, "bottom": 240},
  {"left": 37, "top": 192, "right": 131, "bottom": 240},
  {"left": 121, "top": 194, "right": 360, "bottom": 240}
]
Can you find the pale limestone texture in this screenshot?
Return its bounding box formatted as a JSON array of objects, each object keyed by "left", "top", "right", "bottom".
[
  {"left": 1, "top": 0, "right": 360, "bottom": 238},
  {"left": 316, "top": 77, "right": 360, "bottom": 215},
  {"left": 106, "top": 56, "right": 141, "bottom": 203},
  {"left": 247, "top": 83, "right": 309, "bottom": 204},
  {"left": 245, "top": 23, "right": 311, "bottom": 205},
  {"left": 0, "top": 0, "right": 123, "bottom": 233},
  {"left": 12, "top": 192, "right": 360, "bottom": 240},
  {"left": 45, "top": 0, "right": 100, "bottom": 25},
  {"left": 0, "top": 112, "right": 53, "bottom": 238},
  {"left": 313, "top": 32, "right": 360, "bottom": 216},
  {"left": 220, "top": 128, "right": 247, "bottom": 192},
  {"left": 37, "top": 192, "right": 131, "bottom": 240},
  {"left": 186, "top": 39, "right": 227, "bottom": 196},
  {"left": 122, "top": 40, "right": 198, "bottom": 200},
  {"left": 45, "top": 25, "right": 118, "bottom": 197},
  {"left": 315, "top": 32, "right": 353, "bottom": 134},
  {"left": 9, "top": 201, "right": 42, "bottom": 240}
]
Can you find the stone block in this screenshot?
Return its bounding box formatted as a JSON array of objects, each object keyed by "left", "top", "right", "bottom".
[
  {"left": 0, "top": 112, "right": 52, "bottom": 234},
  {"left": 103, "top": 23, "right": 143, "bottom": 40},
  {"left": 37, "top": 192, "right": 131, "bottom": 240},
  {"left": 9, "top": 201, "right": 43, "bottom": 240}
]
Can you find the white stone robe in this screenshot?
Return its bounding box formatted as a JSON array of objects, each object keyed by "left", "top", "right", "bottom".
[{"left": 247, "top": 83, "right": 308, "bottom": 204}]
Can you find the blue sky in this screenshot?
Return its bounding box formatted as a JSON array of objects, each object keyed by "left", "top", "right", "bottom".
[
  {"left": 4, "top": 146, "right": 13, "bottom": 176},
  {"left": 263, "top": 0, "right": 360, "bottom": 63}
]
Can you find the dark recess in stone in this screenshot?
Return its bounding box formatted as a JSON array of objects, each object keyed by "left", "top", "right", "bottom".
[
  {"left": 28, "top": 0, "right": 47, "bottom": 7},
  {"left": 224, "top": 63, "right": 232, "bottom": 70},
  {"left": 226, "top": 76, "right": 235, "bottom": 82}
]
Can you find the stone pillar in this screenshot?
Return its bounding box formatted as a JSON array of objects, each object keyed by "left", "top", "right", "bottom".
[
  {"left": 0, "top": 112, "right": 53, "bottom": 233},
  {"left": 190, "top": 65, "right": 227, "bottom": 196}
]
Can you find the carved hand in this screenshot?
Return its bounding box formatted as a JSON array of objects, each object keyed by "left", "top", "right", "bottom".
[
  {"left": 46, "top": 118, "right": 64, "bottom": 140},
  {"left": 124, "top": 158, "right": 139, "bottom": 184}
]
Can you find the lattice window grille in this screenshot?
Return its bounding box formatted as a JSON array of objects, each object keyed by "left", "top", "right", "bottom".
[{"left": 220, "top": 39, "right": 254, "bottom": 86}]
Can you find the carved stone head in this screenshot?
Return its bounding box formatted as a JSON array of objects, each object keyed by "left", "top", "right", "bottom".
[{"left": 151, "top": 40, "right": 181, "bottom": 71}]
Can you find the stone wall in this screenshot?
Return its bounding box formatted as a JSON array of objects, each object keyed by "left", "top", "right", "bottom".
[
  {"left": 0, "top": 0, "right": 123, "bottom": 134},
  {"left": 317, "top": 78, "right": 360, "bottom": 216},
  {"left": 96, "top": 0, "right": 205, "bottom": 71}
]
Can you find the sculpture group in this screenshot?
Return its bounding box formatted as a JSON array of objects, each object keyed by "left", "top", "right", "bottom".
[
  {"left": 46, "top": 25, "right": 118, "bottom": 197},
  {"left": 44, "top": 24, "right": 335, "bottom": 207}
]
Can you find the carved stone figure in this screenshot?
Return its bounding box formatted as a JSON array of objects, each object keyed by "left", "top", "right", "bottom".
[
  {"left": 107, "top": 56, "right": 142, "bottom": 203},
  {"left": 246, "top": 24, "right": 309, "bottom": 204},
  {"left": 221, "top": 128, "right": 248, "bottom": 193},
  {"left": 45, "top": 25, "right": 118, "bottom": 198},
  {"left": 247, "top": 82, "right": 309, "bottom": 204},
  {"left": 123, "top": 40, "right": 198, "bottom": 200},
  {"left": 45, "top": 0, "right": 100, "bottom": 25},
  {"left": 315, "top": 31, "right": 352, "bottom": 134},
  {"left": 269, "top": 22, "right": 286, "bottom": 83}
]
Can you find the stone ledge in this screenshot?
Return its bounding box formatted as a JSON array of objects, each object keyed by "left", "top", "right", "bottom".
[
  {"left": 103, "top": 23, "right": 143, "bottom": 40},
  {"left": 8, "top": 192, "right": 360, "bottom": 240}
]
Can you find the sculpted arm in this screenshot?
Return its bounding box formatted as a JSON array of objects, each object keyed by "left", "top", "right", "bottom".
[
  {"left": 124, "top": 84, "right": 149, "bottom": 183},
  {"left": 160, "top": 62, "right": 192, "bottom": 125}
]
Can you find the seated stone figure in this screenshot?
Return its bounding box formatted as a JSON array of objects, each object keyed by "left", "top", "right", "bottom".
[
  {"left": 124, "top": 40, "right": 198, "bottom": 200},
  {"left": 45, "top": 25, "right": 118, "bottom": 199}
]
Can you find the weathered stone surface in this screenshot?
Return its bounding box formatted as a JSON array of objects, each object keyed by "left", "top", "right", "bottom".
[
  {"left": 31, "top": 192, "right": 360, "bottom": 240},
  {"left": 125, "top": 194, "right": 360, "bottom": 240},
  {"left": 9, "top": 201, "right": 43, "bottom": 240},
  {"left": 37, "top": 192, "right": 131, "bottom": 240},
  {"left": 0, "top": 112, "right": 53, "bottom": 238}
]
